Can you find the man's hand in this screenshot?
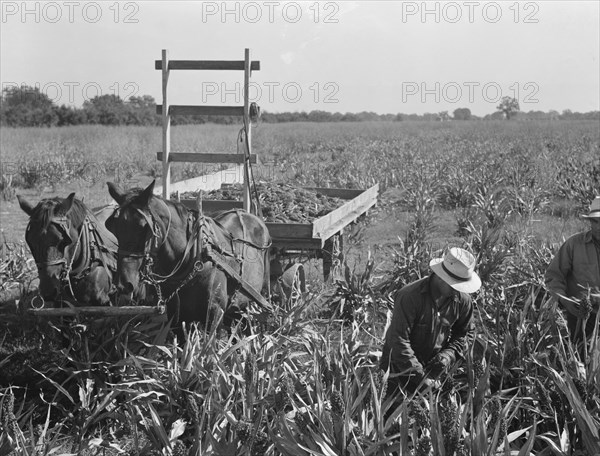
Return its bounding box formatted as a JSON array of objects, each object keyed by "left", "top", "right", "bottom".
[{"left": 427, "top": 352, "right": 453, "bottom": 377}]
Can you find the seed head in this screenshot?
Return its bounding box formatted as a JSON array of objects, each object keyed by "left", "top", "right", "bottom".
[
  {"left": 439, "top": 398, "right": 459, "bottom": 454},
  {"left": 274, "top": 390, "right": 286, "bottom": 412},
  {"left": 439, "top": 398, "right": 457, "bottom": 433},
  {"left": 535, "top": 381, "right": 552, "bottom": 414},
  {"left": 455, "top": 441, "right": 469, "bottom": 456},
  {"left": 497, "top": 417, "right": 507, "bottom": 447},
  {"left": 280, "top": 372, "right": 295, "bottom": 397},
  {"left": 244, "top": 353, "right": 256, "bottom": 385},
  {"left": 408, "top": 399, "right": 430, "bottom": 429},
  {"left": 251, "top": 429, "right": 269, "bottom": 456},
  {"left": 373, "top": 369, "right": 384, "bottom": 392},
  {"left": 236, "top": 420, "right": 253, "bottom": 445},
  {"left": 2, "top": 388, "right": 18, "bottom": 438},
  {"left": 572, "top": 378, "right": 588, "bottom": 403},
  {"left": 321, "top": 358, "right": 333, "bottom": 388},
  {"left": 441, "top": 374, "right": 458, "bottom": 396},
  {"left": 295, "top": 411, "right": 311, "bottom": 434},
  {"left": 549, "top": 388, "right": 563, "bottom": 411},
  {"left": 415, "top": 435, "right": 432, "bottom": 456},
  {"left": 379, "top": 374, "right": 388, "bottom": 401},
  {"left": 185, "top": 392, "right": 200, "bottom": 425},
  {"left": 275, "top": 372, "right": 295, "bottom": 412},
  {"left": 488, "top": 397, "right": 500, "bottom": 421},
  {"left": 171, "top": 439, "right": 187, "bottom": 456},
  {"left": 330, "top": 390, "right": 344, "bottom": 417},
  {"left": 3, "top": 389, "right": 15, "bottom": 416}
]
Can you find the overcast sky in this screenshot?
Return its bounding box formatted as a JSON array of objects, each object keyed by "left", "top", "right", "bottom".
[{"left": 1, "top": 1, "right": 598, "bottom": 116}]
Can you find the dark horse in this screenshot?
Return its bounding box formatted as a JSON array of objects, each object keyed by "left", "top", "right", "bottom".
[
  {"left": 106, "top": 180, "right": 271, "bottom": 330},
  {"left": 18, "top": 193, "right": 120, "bottom": 306}
]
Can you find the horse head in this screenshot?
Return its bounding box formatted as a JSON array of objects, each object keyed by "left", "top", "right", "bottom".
[
  {"left": 18, "top": 193, "right": 84, "bottom": 301},
  {"left": 107, "top": 180, "right": 169, "bottom": 302}
]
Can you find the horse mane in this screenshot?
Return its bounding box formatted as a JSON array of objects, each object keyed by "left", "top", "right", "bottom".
[
  {"left": 121, "top": 187, "right": 191, "bottom": 220},
  {"left": 30, "top": 197, "right": 88, "bottom": 231}
]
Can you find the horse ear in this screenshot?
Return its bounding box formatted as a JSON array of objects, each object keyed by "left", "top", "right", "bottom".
[
  {"left": 17, "top": 195, "right": 35, "bottom": 216},
  {"left": 138, "top": 180, "right": 156, "bottom": 206},
  {"left": 58, "top": 193, "right": 76, "bottom": 214},
  {"left": 105, "top": 210, "right": 116, "bottom": 234},
  {"left": 107, "top": 181, "right": 126, "bottom": 205}
]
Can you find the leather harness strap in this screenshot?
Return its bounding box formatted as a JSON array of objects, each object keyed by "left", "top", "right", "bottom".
[
  {"left": 32, "top": 209, "right": 118, "bottom": 301},
  {"left": 204, "top": 244, "right": 273, "bottom": 312},
  {"left": 125, "top": 203, "right": 272, "bottom": 313}
]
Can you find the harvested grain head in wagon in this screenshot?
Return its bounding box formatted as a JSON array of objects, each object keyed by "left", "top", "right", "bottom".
[{"left": 179, "top": 181, "right": 345, "bottom": 223}]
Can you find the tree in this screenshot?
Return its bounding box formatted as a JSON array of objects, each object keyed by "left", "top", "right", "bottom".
[
  {"left": 453, "top": 107, "right": 472, "bottom": 120},
  {"left": 497, "top": 96, "right": 520, "bottom": 120},
  {"left": 1, "top": 85, "right": 58, "bottom": 127},
  {"left": 484, "top": 111, "right": 505, "bottom": 121},
  {"left": 83, "top": 94, "right": 127, "bottom": 125},
  {"left": 437, "top": 111, "right": 450, "bottom": 121},
  {"left": 126, "top": 95, "right": 160, "bottom": 125},
  {"left": 55, "top": 104, "right": 87, "bottom": 126}
]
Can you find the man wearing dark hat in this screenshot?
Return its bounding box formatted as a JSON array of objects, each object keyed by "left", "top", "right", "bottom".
[
  {"left": 545, "top": 196, "right": 600, "bottom": 346},
  {"left": 380, "top": 247, "right": 481, "bottom": 395}
]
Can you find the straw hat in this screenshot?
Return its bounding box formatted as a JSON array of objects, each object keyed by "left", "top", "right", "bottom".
[
  {"left": 581, "top": 196, "right": 600, "bottom": 219},
  {"left": 430, "top": 247, "right": 481, "bottom": 294}
]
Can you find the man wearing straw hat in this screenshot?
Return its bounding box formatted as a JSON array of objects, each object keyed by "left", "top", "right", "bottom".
[
  {"left": 380, "top": 247, "right": 481, "bottom": 395},
  {"left": 545, "top": 196, "right": 600, "bottom": 347}
]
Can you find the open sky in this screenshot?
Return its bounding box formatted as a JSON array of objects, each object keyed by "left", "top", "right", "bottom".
[{"left": 1, "top": 1, "right": 598, "bottom": 116}]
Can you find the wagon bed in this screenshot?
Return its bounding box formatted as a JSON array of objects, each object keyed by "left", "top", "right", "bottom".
[
  {"left": 173, "top": 181, "right": 379, "bottom": 251},
  {"left": 160, "top": 166, "right": 378, "bottom": 286}
]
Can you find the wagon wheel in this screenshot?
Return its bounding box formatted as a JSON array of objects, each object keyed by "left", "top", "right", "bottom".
[
  {"left": 280, "top": 263, "right": 306, "bottom": 311},
  {"left": 322, "top": 231, "right": 344, "bottom": 281}
]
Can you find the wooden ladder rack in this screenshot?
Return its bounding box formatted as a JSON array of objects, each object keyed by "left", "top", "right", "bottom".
[{"left": 156, "top": 49, "right": 260, "bottom": 213}]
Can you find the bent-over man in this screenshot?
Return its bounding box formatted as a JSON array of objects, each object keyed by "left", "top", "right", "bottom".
[{"left": 381, "top": 247, "right": 481, "bottom": 395}]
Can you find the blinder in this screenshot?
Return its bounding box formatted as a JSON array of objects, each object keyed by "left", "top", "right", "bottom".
[
  {"left": 115, "top": 206, "right": 163, "bottom": 261},
  {"left": 27, "top": 216, "right": 74, "bottom": 268}
]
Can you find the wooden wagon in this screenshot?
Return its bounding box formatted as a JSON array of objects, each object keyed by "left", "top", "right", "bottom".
[{"left": 155, "top": 166, "right": 378, "bottom": 304}]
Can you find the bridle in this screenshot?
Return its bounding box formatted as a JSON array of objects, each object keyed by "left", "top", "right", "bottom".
[
  {"left": 28, "top": 216, "right": 85, "bottom": 304},
  {"left": 115, "top": 199, "right": 172, "bottom": 261},
  {"left": 115, "top": 199, "right": 201, "bottom": 307}
]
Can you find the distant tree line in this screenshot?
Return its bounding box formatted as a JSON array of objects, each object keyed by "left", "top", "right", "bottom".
[{"left": 1, "top": 85, "right": 598, "bottom": 127}]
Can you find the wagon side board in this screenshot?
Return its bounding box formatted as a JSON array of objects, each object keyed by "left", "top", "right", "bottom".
[
  {"left": 177, "top": 183, "right": 379, "bottom": 251},
  {"left": 154, "top": 164, "right": 245, "bottom": 195},
  {"left": 311, "top": 184, "right": 378, "bottom": 244}
]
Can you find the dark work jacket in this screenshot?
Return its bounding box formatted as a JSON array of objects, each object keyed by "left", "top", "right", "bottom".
[
  {"left": 380, "top": 276, "right": 474, "bottom": 384},
  {"left": 545, "top": 230, "right": 600, "bottom": 307}
]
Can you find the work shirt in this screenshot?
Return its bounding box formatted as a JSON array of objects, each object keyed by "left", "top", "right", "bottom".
[
  {"left": 380, "top": 276, "right": 474, "bottom": 383},
  {"left": 545, "top": 230, "right": 600, "bottom": 310}
]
